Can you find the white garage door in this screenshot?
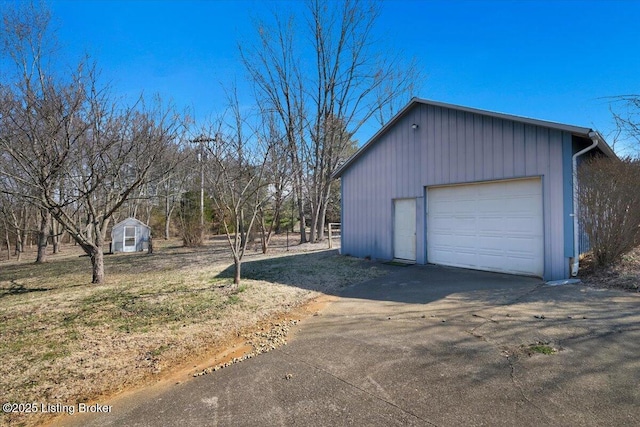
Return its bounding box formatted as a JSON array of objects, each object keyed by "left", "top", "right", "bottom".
[
  {"left": 427, "top": 178, "right": 543, "bottom": 277},
  {"left": 394, "top": 198, "right": 416, "bottom": 261}
]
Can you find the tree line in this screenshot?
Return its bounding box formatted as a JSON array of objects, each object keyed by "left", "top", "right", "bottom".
[
  {"left": 0, "top": 0, "right": 418, "bottom": 284},
  {"left": 7, "top": 0, "right": 633, "bottom": 285}
]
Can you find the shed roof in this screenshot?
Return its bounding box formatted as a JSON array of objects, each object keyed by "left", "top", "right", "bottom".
[
  {"left": 333, "top": 98, "right": 616, "bottom": 178},
  {"left": 112, "top": 217, "right": 151, "bottom": 230}
]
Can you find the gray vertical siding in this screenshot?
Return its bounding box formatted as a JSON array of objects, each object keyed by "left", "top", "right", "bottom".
[{"left": 341, "top": 103, "right": 571, "bottom": 280}]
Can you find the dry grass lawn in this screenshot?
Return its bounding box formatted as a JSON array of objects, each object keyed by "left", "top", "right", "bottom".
[
  {"left": 0, "top": 235, "right": 388, "bottom": 427},
  {"left": 579, "top": 245, "right": 640, "bottom": 292}
]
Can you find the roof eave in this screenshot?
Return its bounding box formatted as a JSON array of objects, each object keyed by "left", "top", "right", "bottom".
[
  {"left": 333, "top": 98, "right": 618, "bottom": 178},
  {"left": 333, "top": 97, "right": 422, "bottom": 178},
  {"left": 112, "top": 217, "right": 151, "bottom": 230},
  {"left": 589, "top": 130, "right": 617, "bottom": 159}
]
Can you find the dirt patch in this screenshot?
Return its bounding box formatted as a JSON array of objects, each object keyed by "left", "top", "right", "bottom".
[
  {"left": 43, "top": 294, "right": 336, "bottom": 427},
  {"left": 190, "top": 294, "right": 337, "bottom": 378},
  {"left": 579, "top": 246, "right": 640, "bottom": 292}
]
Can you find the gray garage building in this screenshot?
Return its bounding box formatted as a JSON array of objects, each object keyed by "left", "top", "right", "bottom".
[{"left": 334, "top": 98, "right": 616, "bottom": 281}]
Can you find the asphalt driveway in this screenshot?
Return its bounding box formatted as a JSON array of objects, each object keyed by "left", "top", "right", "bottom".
[{"left": 57, "top": 264, "right": 640, "bottom": 426}]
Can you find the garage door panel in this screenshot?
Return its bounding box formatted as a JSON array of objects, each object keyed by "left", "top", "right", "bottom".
[
  {"left": 427, "top": 178, "right": 543, "bottom": 277},
  {"left": 456, "top": 217, "right": 477, "bottom": 231},
  {"left": 507, "top": 217, "right": 537, "bottom": 232},
  {"left": 476, "top": 217, "right": 503, "bottom": 231},
  {"left": 457, "top": 255, "right": 479, "bottom": 267},
  {"left": 450, "top": 238, "right": 476, "bottom": 249},
  {"left": 434, "top": 250, "right": 476, "bottom": 266},
  {"left": 476, "top": 200, "right": 503, "bottom": 212},
  {"left": 478, "top": 253, "right": 505, "bottom": 269},
  {"left": 430, "top": 217, "right": 451, "bottom": 229},
  {"left": 503, "top": 237, "right": 541, "bottom": 253},
  {"left": 476, "top": 236, "right": 508, "bottom": 251}
]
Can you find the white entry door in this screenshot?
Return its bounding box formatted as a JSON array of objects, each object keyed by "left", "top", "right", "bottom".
[
  {"left": 123, "top": 226, "right": 136, "bottom": 252},
  {"left": 427, "top": 178, "right": 544, "bottom": 277},
  {"left": 393, "top": 198, "right": 416, "bottom": 261}
]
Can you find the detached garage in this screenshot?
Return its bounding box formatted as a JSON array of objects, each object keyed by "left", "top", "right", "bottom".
[{"left": 334, "top": 99, "right": 616, "bottom": 281}]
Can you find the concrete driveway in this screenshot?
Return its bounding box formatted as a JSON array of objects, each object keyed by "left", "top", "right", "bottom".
[{"left": 58, "top": 264, "right": 640, "bottom": 426}]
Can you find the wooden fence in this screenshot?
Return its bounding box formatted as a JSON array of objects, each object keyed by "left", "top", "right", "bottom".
[{"left": 327, "top": 223, "right": 341, "bottom": 249}]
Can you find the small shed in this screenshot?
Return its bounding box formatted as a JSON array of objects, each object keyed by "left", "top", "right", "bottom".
[{"left": 111, "top": 218, "right": 151, "bottom": 253}]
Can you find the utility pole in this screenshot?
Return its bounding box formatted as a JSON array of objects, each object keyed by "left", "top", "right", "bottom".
[{"left": 190, "top": 135, "right": 215, "bottom": 239}]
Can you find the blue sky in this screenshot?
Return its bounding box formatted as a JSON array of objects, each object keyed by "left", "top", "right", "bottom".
[{"left": 45, "top": 0, "right": 640, "bottom": 152}]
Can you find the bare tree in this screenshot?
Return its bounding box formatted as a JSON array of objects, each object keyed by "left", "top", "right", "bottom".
[
  {"left": 0, "top": 156, "right": 34, "bottom": 261},
  {"left": 1, "top": 197, "right": 32, "bottom": 261},
  {"left": 205, "top": 93, "right": 273, "bottom": 285},
  {"left": 50, "top": 214, "right": 64, "bottom": 254},
  {"left": 241, "top": 0, "right": 420, "bottom": 243},
  {"left": 610, "top": 95, "right": 640, "bottom": 157},
  {"left": 0, "top": 1, "right": 62, "bottom": 263},
  {"left": 46, "top": 94, "right": 183, "bottom": 283},
  {"left": 257, "top": 111, "right": 292, "bottom": 253},
  {"left": 156, "top": 145, "right": 191, "bottom": 239},
  {"left": 1, "top": 2, "right": 184, "bottom": 282},
  {"left": 240, "top": 11, "right": 308, "bottom": 243},
  {"left": 1, "top": 202, "right": 11, "bottom": 260}
]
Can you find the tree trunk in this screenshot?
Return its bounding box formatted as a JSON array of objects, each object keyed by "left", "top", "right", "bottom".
[
  {"left": 296, "top": 189, "right": 307, "bottom": 243},
  {"left": 14, "top": 224, "right": 22, "bottom": 261},
  {"left": 309, "top": 212, "right": 317, "bottom": 243},
  {"left": 51, "top": 217, "right": 62, "bottom": 254},
  {"left": 164, "top": 196, "right": 171, "bottom": 239},
  {"left": 258, "top": 205, "right": 278, "bottom": 255},
  {"left": 233, "top": 257, "right": 241, "bottom": 286},
  {"left": 15, "top": 205, "right": 28, "bottom": 259},
  {"left": 272, "top": 186, "right": 283, "bottom": 235},
  {"left": 35, "top": 209, "right": 50, "bottom": 263},
  {"left": 259, "top": 212, "right": 268, "bottom": 254},
  {"left": 316, "top": 182, "right": 332, "bottom": 241},
  {"left": 273, "top": 206, "right": 282, "bottom": 234},
  {"left": 85, "top": 217, "right": 93, "bottom": 242},
  {"left": 317, "top": 196, "right": 329, "bottom": 241},
  {"left": 90, "top": 227, "right": 106, "bottom": 284},
  {"left": 239, "top": 209, "right": 246, "bottom": 248},
  {"left": 309, "top": 194, "right": 321, "bottom": 243},
  {"left": 90, "top": 246, "right": 105, "bottom": 284},
  {"left": 4, "top": 221, "right": 10, "bottom": 260},
  {"left": 144, "top": 203, "right": 152, "bottom": 226}
]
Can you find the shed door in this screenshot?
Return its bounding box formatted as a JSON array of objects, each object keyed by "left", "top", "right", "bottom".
[
  {"left": 394, "top": 198, "right": 416, "bottom": 261},
  {"left": 123, "top": 226, "right": 136, "bottom": 252},
  {"left": 427, "top": 178, "right": 543, "bottom": 277}
]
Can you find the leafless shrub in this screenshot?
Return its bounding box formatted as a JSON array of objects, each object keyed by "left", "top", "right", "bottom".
[
  {"left": 177, "top": 191, "right": 204, "bottom": 247},
  {"left": 578, "top": 156, "right": 640, "bottom": 268}
]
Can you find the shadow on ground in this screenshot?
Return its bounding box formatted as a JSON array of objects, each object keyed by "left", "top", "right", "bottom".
[
  {"left": 61, "top": 252, "right": 640, "bottom": 427},
  {"left": 215, "top": 250, "right": 546, "bottom": 306}
]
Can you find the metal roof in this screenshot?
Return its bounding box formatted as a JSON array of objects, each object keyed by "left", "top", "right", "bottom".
[{"left": 333, "top": 98, "right": 616, "bottom": 178}]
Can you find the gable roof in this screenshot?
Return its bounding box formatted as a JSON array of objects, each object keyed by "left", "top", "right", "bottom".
[
  {"left": 112, "top": 217, "right": 151, "bottom": 230},
  {"left": 334, "top": 98, "right": 616, "bottom": 178}
]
